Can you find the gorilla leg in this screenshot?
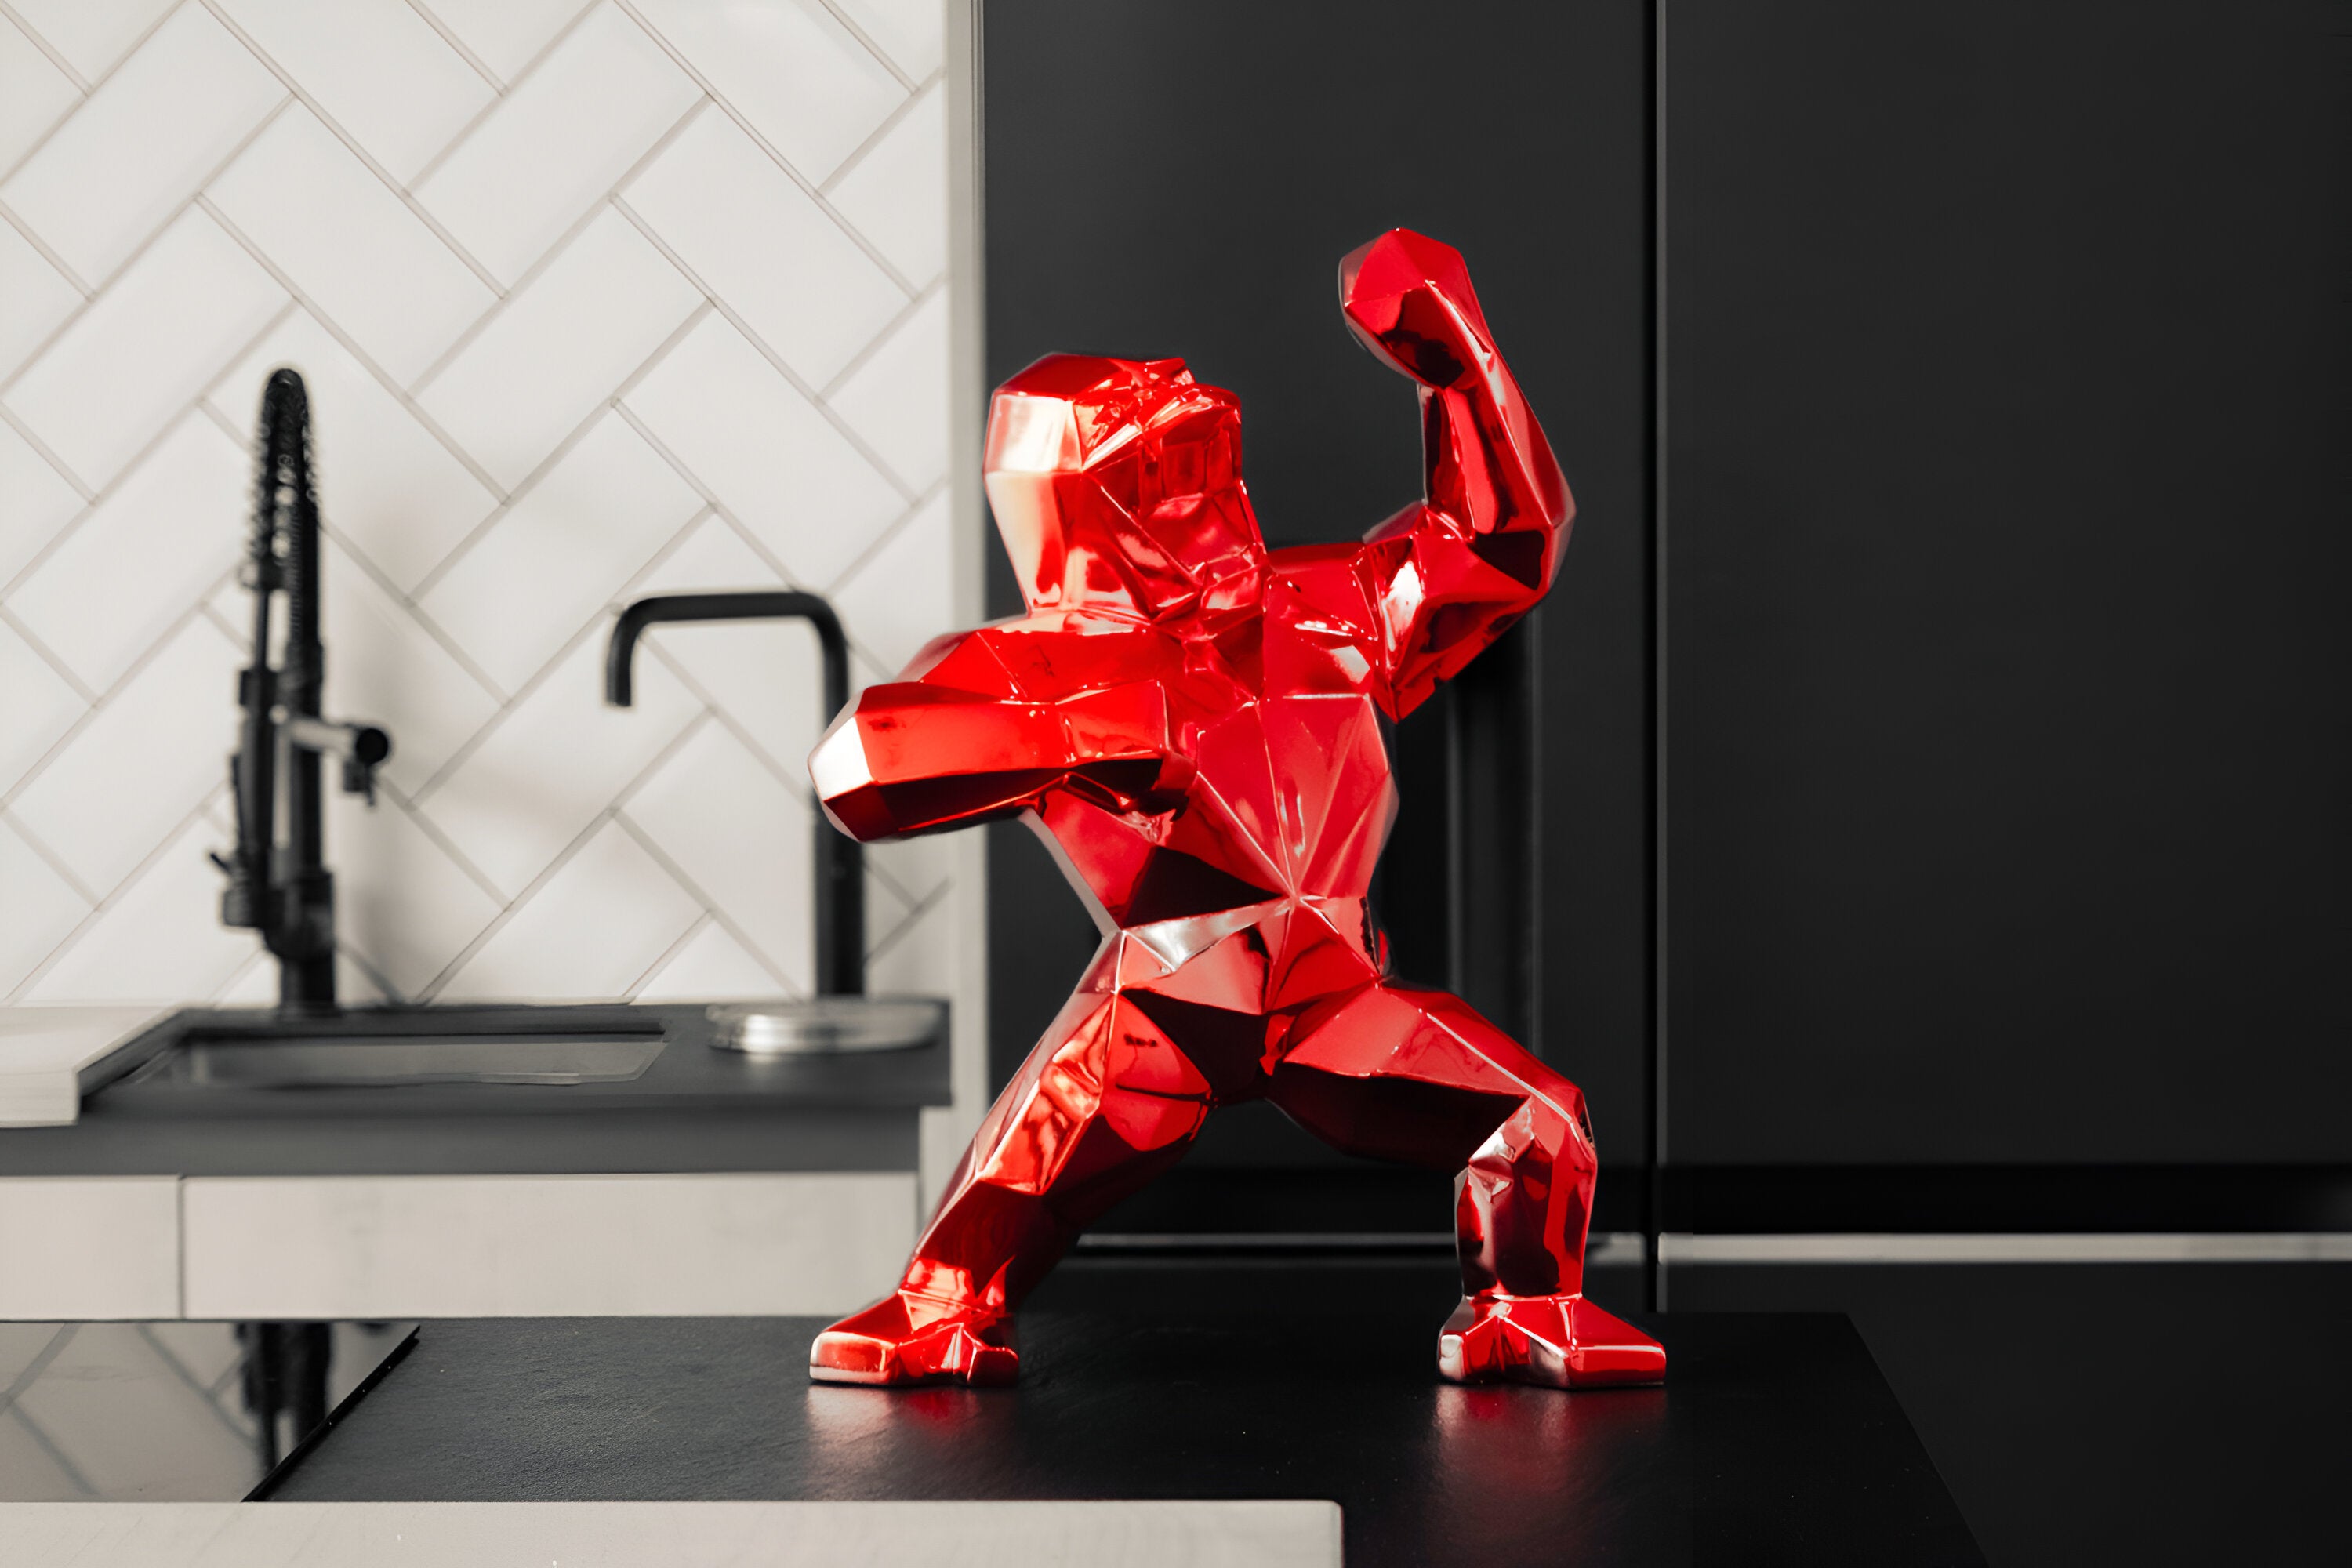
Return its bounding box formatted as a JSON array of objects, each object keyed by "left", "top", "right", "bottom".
[
  {"left": 1268, "top": 981, "right": 1664, "bottom": 1388},
  {"left": 809, "top": 983, "right": 1218, "bottom": 1385}
]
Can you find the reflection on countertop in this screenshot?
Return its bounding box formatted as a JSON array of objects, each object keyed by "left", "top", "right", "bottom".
[{"left": 0, "top": 1319, "right": 414, "bottom": 1501}]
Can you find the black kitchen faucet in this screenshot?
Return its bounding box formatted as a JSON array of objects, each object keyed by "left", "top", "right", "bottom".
[
  {"left": 605, "top": 592, "right": 865, "bottom": 996},
  {"left": 212, "top": 368, "right": 392, "bottom": 1016}
]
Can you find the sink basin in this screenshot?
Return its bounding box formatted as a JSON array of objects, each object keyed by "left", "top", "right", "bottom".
[
  {"left": 71, "top": 1002, "right": 949, "bottom": 1116},
  {"left": 89, "top": 1007, "right": 675, "bottom": 1094},
  {"left": 120, "top": 1033, "right": 666, "bottom": 1089}
]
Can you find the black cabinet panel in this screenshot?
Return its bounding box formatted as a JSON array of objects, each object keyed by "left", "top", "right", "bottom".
[
  {"left": 1671, "top": 1262, "right": 2352, "bottom": 1566},
  {"left": 1665, "top": 0, "right": 2352, "bottom": 1161},
  {"left": 982, "top": 1, "right": 1657, "bottom": 1156}
]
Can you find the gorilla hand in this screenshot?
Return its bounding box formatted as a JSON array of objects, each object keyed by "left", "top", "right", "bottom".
[{"left": 1338, "top": 228, "right": 1495, "bottom": 391}]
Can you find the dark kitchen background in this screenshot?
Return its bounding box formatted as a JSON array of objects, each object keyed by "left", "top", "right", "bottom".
[{"left": 981, "top": 2, "right": 2350, "bottom": 1562}]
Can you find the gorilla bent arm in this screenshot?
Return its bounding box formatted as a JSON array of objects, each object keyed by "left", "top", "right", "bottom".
[{"left": 1340, "top": 228, "right": 1575, "bottom": 717}]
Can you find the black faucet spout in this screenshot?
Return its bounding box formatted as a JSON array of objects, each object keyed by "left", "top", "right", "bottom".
[
  {"left": 606, "top": 592, "right": 863, "bottom": 996},
  {"left": 607, "top": 591, "right": 850, "bottom": 717}
]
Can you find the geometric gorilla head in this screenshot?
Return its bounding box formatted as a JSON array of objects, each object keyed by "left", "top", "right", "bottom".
[{"left": 982, "top": 353, "right": 1268, "bottom": 622}]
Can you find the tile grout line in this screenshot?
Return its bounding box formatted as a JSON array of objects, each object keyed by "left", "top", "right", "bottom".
[
  {"left": 0, "top": 1330, "right": 102, "bottom": 1491},
  {"left": 0, "top": 804, "right": 102, "bottom": 907},
  {"left": 401, "top": 0, "right": 505, "bottom": 93},
  {"left": 0, "top": 1325, "right": 78, "bottom": 1410},
  {"left": 333, "top": 942, "right": 408, "bottom": 1008},
  {"left": 5, "top": 1404, "right": 100, "bottom": 1497},
  {"left": 607, "top": 401, "right": 908, "bottom": 677},
  {"left": 0, "top": 93, "right": 300, "bottom": 402},
  {"left": 817, "top": 66, "right": 944, "bottom": 198},
  {"left": 376, "top": 776, "right": 507, "bottom": 906},
  {"left": 412, "top": 708, "right": 715, "bottom": 1003},
  {"left": 858, "top": 851, "right": 925, "bottom": 917},
  {"left": 2, "top": 786, "right": 234, "bottom": 1004},
  {"left": 404, "top": 0, "right": 604, "bottom": 191},
  {"left": 617, "top": 907, "right": 724, "bottom": 1000},
  {"left": 405, "top": 618, "right": 597, "bottom": 804},
  {"left": 61, "top": 0, "right": 191, "bottom": 89},
  {"left": 192, "top": 595, "right": 245, "bottom": 648},
  {"left": 601, "top": 693, "right": 722, "bottom": 819},
  {"left": 813, "top": 0, "right": 920, "bottom": 93},
  {"left": 608, "top": 0, "right": 920, "bottom": 299},
  {"left": 864, "top": 872, "right": 953, "bottom": 968},
  {"left": 608, "top": 814, "right": 802, "bottom": 995},
  {"left": 814, "top": 275, "right": 946, "bottom": 404},
  {"left": 132, "top": 1323, "right": 252, "bottom": 1440},
  {"left": 194, "top": 0, "right": 506, "bottom": 295},
  {"left": 819, "top": 476, "right": 946, "bottom": 600},
  {"left": 823, "top": 65, "right": 941, "bottom": 197},
  {"left": 608, "top": 194, "right": 920, "bottom": 506},
  {"left": 0, "top": 577, "right": 242, "bottom": 815},
  {"left": 0, "top": 603, "right": 100, "bottom": 704},
  {"left": 631, "top": 636, "right": 817, "bottom": 808},
  {"left": 0, "top": 195, "right": 93, "bottom": 296},
  {"left": 187, "top": 485, "right": 511, "bottom": 709},
  {"left": 0, "top": 1, "right": 89, "bottom": 91},
  {"left": 622, "top": 631, "right": 930, "bottom": 918},
  {"left": 191, "top": 395, "right": 245, "bottom": 445},
  {"left": 185, "top": 215, "right": 509, "bottom": 501},
  {"left": 4, "top": 300, "right": 297, "bottom": 601},
  {"left": 605, "top": 402, "right": 806, "bottom": 588},
  {"left": 618, "top": 910, "right": 708, "bottom": 1000},
  {"left": 608, "top": 499, "right": 720, "bottom": 603},
  {"left": 597, "top": 416, "right": 917, "bottom": 738},
  {"left": 406, "top": 94, "right": 713, "bottom": 397},
  {"left": 407, "top": 495, "right": 713, "bottom": 804},
  {"left": 0, "top": 402, "right": 94, "bottom": 503},
  {"left": 199, "top": 948, "right": 262, "bottom": 1000},
  {"left": 608, "top": 402, "right": 933, "bottom": 677},
  {"left": 316, "top": 519, "right": 510, "bottom": 702},
  {"left": 0, "top": 0, "right": 196, "bottom": 183},
  {"left": 405, "top": 297, "right": 713, "bottom": 602}
]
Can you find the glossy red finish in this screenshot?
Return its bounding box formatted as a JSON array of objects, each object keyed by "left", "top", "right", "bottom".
[{"left": 808, "top": 230, "right": 1663, "bottom": 1390}]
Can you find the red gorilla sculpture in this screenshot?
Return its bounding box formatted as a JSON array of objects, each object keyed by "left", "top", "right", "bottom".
[{"left": 807, "top": 230, "right": 1664, "bottom": 1390}]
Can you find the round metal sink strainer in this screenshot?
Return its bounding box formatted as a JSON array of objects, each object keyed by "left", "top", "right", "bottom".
[{"left": 706, "top": 997, "right": 945, "bottom": 1056}]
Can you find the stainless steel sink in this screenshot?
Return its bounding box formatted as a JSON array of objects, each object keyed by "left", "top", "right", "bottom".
[{"left": 117, "top": 1033, "right": 666, "bottom": 1089}]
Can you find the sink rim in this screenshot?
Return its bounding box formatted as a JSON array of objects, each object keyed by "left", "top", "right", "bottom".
[{"left": 120, "top": 1032, "right": 670, "bottom": 1090}]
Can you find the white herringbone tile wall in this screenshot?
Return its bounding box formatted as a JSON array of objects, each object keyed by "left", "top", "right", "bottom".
[{"left": 0, "top": 0, "right": 964, "bottom": 1012}]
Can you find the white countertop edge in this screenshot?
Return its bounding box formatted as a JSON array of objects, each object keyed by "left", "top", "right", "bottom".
[
  {"left": 0, "top": 1500, "right": 1345, "bottom": 1567},
  {"left": 0, "top": 1007, "right": 172, "bottom": 1127}
]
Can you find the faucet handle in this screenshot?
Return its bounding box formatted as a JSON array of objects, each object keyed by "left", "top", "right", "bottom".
[{"left": 209, "top": 848, "right": 258, "bottom": 927}]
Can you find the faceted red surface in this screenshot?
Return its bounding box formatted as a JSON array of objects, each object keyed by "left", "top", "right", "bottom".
[{"left": 808, "top": 229, "right": 1663, "bottom": 1390}]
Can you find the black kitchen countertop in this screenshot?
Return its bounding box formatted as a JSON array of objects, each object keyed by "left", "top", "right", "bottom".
[
  {"left": 270, "top": 1257, "right": 1984, "bottom": 1566},
  {"left": 0, "top": 1003, "right": 949, "bottom": 1177}
]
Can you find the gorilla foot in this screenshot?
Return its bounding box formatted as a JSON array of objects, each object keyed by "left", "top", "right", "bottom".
[
  {"left": 808, "top": 1291, "right": 1018, "bottom": 1387},
  {"left": 1437, "top": 1293, "right": 1666, "bottom": 1389}
]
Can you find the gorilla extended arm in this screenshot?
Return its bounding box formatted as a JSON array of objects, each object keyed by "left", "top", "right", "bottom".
[
  {"left": 809, "top": 623, "right": 1181, "bottom": 842},
  {"left": 1340, "top": 230, "right": 1574, "bottom": 717}
]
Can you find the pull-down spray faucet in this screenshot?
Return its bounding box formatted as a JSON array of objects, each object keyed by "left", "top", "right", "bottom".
[{"left": 212, "top": 369, "right": 393, "bottom": 1016}]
